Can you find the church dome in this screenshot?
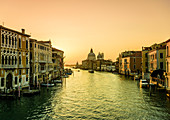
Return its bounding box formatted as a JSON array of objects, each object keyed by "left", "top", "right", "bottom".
[{"left": 87, "top": 48, "right": 96, "bottom": 60}]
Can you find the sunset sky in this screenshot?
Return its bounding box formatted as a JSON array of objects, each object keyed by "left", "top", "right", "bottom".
[{"left": 1, "top": 0, "right": 170, "bottom": 64}]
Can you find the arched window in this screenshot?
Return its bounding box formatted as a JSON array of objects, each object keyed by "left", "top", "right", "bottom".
[
  {"left": 19, "top": 56, "right": 21, "bottom": 65},
  {"left": 26, "top": 57, "right": 28, "bottom": 65},
  {"left": 19, "top": 38, "right": 21, "bottom": 48},
  {"left": 15, "top": 56, "right": 17, "bottom": 64},
  {"left": 9, "top": 36, "right": 11, "bottom": 45},
  {"left": 6, "top": 35, "right": 8, "bottom": 44},
  {"left": 12, "top": 37, "right": 14, "bottom": 46},
  {"left": 15, "top": 37, "right": 17, "bottom": 48},
  {"left": 12, "top": 56, "right": 14, "bottom": 65},
  {"left": 9, "top": 56, "right": 11, "bottom": 65},
  {"left": 5, "top": 56, "right": 7, "bottom": 64},
  {"left": 2, "top": 55, "right": 4, "bottom": 65},
  {"left": 2, "top": 34, "right": 4, "bottom": 44},
  {"left": 26, "top": 40, "right": 28, "bottom": 49}
]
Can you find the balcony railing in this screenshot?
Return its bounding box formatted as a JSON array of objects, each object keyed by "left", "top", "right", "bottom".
[
  {"left": 41, "top": 70, "right": 46, "bottom": 73},
  {"left": 1, "top": 64, "right": 17, "bottom": 68}
]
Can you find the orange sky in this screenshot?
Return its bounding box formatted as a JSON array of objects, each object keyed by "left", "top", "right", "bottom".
[{"left": 1, "top": 0, "right": 170, "bottom": 64}]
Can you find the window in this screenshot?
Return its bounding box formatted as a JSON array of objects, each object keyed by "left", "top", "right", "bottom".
[
  {"left": 5, "top": 56, "right": 7, "bottom": 64},
  {"left": 160, "top": 62, "right": 163, "bottom": 69},
  {"left": 2, "top": 55, "right": 4, "bottom": 65},
  {"left": 30, "top": 52, "right": 32, "bottom": 60},
  {"left": 15, "top": 56, "right": 17, "bottom": 64},
  {"left": 15, "top": 77, "right": 17, "bottom": 84},
  {"left": 160, "top": 53, "right": 163, "bottom": 59},
  {"left": 19, "top": 78, "right": 21, "bottom": 83},
  {"left": 12, "top": 56, "right": 14, "bottom": 65},
  {"left": 167, "top": 46, "right": 169, "bottom": 57},
  {"left": 134, "top": 65, "right": 136, "bottom": 69},
  {"left": 35, "top": 43, "right": 36, "bottom": 48},
  {"left": 9, "top": 36, "right": 11, "bottom": 45},
  {"left": 134, "top": 58, "right": 136, "bottom": 63},
  {"left": 19, "top": 70, "right": 21, "bottom": 75},
  {"left": 26, "top": 69, "right": 28, "bottom": 74},
  {"left": 6, "top": 35, "right": 8, "bottom": 44},
  {"left": 2, "top": 34, "right": 4, "bottom": 44},
  {"left": 124, "top": 59, "right": 127, "bottom": 63},
  {"left": 26, "top": 77, "right": 28, "bottom": 82},
  {"left": 12, "top": 37, "right": 14, "bottom": 46},
  {"left": 19, "top": 56, "right": 21, "bottom": 65},
  {"left": 9, "top": 56, "right": 10, "bottom": 65},
  {"left": 26, "top": 57, "right": 28, "bottom": 65},
  {"left": 145, "top": 53, "right": 148, "bottom": 58},
  {"left": 26, "top": 40, "right": 28, "bottom": 49},
  {"left": 30, "top": 43, "right": 32, "bottom": 49},
  {"left": 167, "top": 62, "right": 169, "bottom": 72},
  {"left": 1, "top": 78, "right": 4, "bottom": 87},
  {"left": 19, "top": 38, "right": 21, "bottom": 48},
  {"left": 15, "top": 37, "right": 17, "bottom": 47},
  {"left": 145, "top": 62, "right": 148, "bottom": 67}
]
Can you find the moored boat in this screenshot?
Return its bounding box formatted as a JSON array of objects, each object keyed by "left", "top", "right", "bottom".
[
  {"left": 41, "top": 83, "right": 55, "bottom": 87},
  {"left": 88, "top": 69, "right": 94, "bottom": 73}
]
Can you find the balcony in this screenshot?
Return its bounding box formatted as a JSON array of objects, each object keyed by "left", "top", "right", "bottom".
[
  {"left": 1, "top": 64, "right": 17, "bottom": 68},
  {"left": 41, "top": 69, "right": 46, "bottom": 73},
  {"left": 49, "top": 68, "right": 53, "bottom": 71},
  {"left": 39, "top": 60, "right": 47, "bottom": 63}
]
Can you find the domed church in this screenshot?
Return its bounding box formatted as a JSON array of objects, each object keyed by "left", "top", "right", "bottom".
[
  {"left": 87, "top": 48, "right": 96, "bottom": 60},
  {"left": 81, "top": 48, "right": 113, "bottom": 71}
]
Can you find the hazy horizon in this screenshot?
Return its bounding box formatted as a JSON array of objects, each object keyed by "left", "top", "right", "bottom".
[{"left": 1, "top": 0, "right": 170, "bottom": 64}]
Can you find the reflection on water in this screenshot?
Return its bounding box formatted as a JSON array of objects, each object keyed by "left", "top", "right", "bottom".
[{"left": 0, "top": 70, "right": 170, "bottom": 120}]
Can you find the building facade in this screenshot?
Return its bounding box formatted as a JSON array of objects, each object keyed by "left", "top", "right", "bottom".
[
  {"left": 30, "top": 39, "right": 53, "bottom": 86},
  {"left": 0, "top": 26, "right": 30, "bottom": 92},
  {"left": 52, "top": 47, "right": 64, "bottom": 80}
]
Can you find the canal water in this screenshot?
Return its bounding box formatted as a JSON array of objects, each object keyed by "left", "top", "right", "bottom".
[{"left": 0, "top": 70, "right": 170, "bottom": 120}]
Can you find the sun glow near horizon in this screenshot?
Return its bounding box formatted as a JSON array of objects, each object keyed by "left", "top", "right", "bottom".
[{"left": 1, "top": 0, "right": 170, "bottom": 64}]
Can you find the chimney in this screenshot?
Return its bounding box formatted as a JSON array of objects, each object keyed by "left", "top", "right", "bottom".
[{"left": 21, "top": 29, "right": 25, "bottom": 34}]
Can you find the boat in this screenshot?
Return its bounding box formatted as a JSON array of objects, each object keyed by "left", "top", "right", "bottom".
[
  {"left": 62, "top": 74, "right": 69, "bottom": 78},
  {"left": 139, "top": 79, "right": 148, "bottom": 88},
  {"left": 65, "top": 68, "right": 73, "bottom": 75},
  {"left": 54, "top": 79, "right": 62, "bottom": 83},
  {"left": 88, "top": 69, "right": 94, "bottom": 73},
  {"left": 41, "top": 83, "right": 55, "bottom": 87}
]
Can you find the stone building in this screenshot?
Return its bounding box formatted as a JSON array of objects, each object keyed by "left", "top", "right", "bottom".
[
  {"left": 82, "top": 48, "right": 113, "bottom": 71},
  {"left": 0, "top": 26, "right": 30, "bottom": 92},
  {"left": 52, "top": 47, "right": 64, "bottom": 80},
  {"left": 29, "top": 39, "right": 53, "bottom": 86},
  {"left": 82, "top": 48, "right": 97, "bottom": 70}
]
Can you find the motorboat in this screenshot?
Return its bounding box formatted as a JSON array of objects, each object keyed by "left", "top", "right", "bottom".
[
  {"left": 88, "top": 69, "right": 94, "bottom": 73},
  {"left": 139, "top": 79, "right": 148, "bottom": 88},
  {"left": 41, "top": 83, "right": 55, "bottom": 87}
]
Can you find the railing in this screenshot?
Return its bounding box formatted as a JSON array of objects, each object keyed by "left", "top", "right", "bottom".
[
  {"left": 1, "top": 64, "right": 17, "bottom": 68},
  {"left": 41, "top": 70, "right": 46, "bottom": 73}
]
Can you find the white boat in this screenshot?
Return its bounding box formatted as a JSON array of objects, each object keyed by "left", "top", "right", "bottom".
[
  {"left": 139, "top": 79, "right": 148, "bottom": 88},
  {"left": 41, "top": 83, "right": 55, "bottom": 87},
  {"left": 88, "top": 70, "right": 94, "bottom": 73},
  {"left": 54, "top": 79, "right": 62, "bottom": 83}
]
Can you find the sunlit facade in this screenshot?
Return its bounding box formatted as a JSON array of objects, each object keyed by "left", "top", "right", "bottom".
[
  {"left": 30, "top": 39, "right": 53, "bottom": 86},
  {"left": 0, "top": 26, "right": 30, "bottom": 92}
]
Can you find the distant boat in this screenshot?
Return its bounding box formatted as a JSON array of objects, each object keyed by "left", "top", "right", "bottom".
[
  {"left": 89, "top": 70, "right": 94, "bottom": 73},
  {"left": 54, "top": 79, "right": 62, "bottom": 83},
  {"left": 41, "top": 83, "right": 55, "bottom": 87},
  {"left": 139, "top": 79, "right": 148, "bottom": 88},
  {"left": 62, "top": 75, "right": 69, "bottom": 78},
  {"left": 65, "top": 68, "right": 73, "bottom": 75}
]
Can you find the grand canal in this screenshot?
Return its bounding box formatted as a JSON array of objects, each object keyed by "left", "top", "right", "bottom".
[{"left": 0, "top": 69, "right": 170, "bottom": 120}]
